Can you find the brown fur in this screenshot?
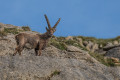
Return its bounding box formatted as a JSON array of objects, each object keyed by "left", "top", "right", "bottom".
[{"left": 13, "top": 14, "right": 61, "bottom": 56}]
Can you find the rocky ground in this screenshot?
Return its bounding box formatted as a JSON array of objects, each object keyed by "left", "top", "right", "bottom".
[{"left": 0, "top": 23, "right": 120, "bottom": 80}]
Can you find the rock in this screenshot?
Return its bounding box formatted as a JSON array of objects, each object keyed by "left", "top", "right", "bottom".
[
  {"left": 66, "top": 45, "right": 83, "bottom": 52},
  {"left": 76, "top": 38, "right": 84, "bottom": 47},
  {"left": 105, "top": 47, "right": 120, "bottom": 59},
  {"left": 65, "top": 36, "right": 73, "bottom": 40},
  {"left": 99, "top": 44, "right": 103, "bottom": 48},
  {"left": 103, "top": 44, "right": 120, "bottom": 51},
  {"left": 43, "top": 45, "right": 61, "bottom": 57},
  {"left": 95, "top": 49, "right": 106, "bottom": 55},
  {"left": 91, "top": 43, "right": 99, "bottom": 52},
  {"left": 113, "top": 40, "right": 119, "bottom": 45},
  {"left": 0, "top": 23, "right": 5, "bottom": 28},
  {"left": 0, "top": 54, "right": 120, "bottom": 80},
  {"left": 115, "top": 63, "right": 120, "bottom": 66},
  {"left": 87, "top": 41, "right": 94, "bottom": 49},
  {"left": 0, "top": 44, "right": 5, "bottom": 50},
  {"left": 0, "top": 23, "right": 5, "bottom": 32},
  {"left": 110, "top": 57, "right": 119, "bottom": 63},
  {"left": 0, "top": 27, "right": 4, "bottom": 32},
  {"left": 1, "top": 23, "right": 120, "bottom": 80},
  {"left": 83, "top": 41, "right": 88, "bottom": 46},
  {"left": 86, "top": 45, "right": 90, "bottom": 51},
  {"left": 84, "top": 41, "right": 95, "bottom": 52},
  {"left": 104, "top": 57, "right": 120, "bottom": 63},
  {"left": 104, "top": 42, "right": 113, "bottom": 48}
]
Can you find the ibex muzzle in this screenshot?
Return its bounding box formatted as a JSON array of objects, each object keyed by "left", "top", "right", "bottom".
[{"left": 13, "top": 14, "right": 61, "bottom": 56}]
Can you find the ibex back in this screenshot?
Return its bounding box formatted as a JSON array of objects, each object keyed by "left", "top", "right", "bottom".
[{"left": 13, "top": 14, "right": 61, "bottom": 56}]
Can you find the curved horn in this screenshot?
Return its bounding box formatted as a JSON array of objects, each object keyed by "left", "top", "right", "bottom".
[
  {"left": 53, "top": 18, "right": 61, "bottom": 29},
  {"left": 44, "top": 14, "right": 51, "bottom": 29},
  {"left": 46, "top": 27, "right": 49, "bottom": 31}
]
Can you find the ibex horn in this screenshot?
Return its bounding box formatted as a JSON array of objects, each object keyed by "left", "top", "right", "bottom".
[
  {"left": 53, "top": 18, "right": 61, "bottom": 29},
  {"left": 44, "top": 14, "right": 51, "bottom": 29}
]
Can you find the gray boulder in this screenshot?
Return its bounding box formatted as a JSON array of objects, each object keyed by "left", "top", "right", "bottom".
[{"left": 105, "top": 47, "right": 120, "bottom": 59}]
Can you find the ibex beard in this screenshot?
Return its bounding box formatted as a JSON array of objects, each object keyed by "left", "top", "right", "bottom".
[{"left": 13, "top": 14, "right": 61, "bottom": 56}]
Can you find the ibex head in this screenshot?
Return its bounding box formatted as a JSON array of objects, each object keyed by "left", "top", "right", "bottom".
[{"left": 44, "top": 14, "right": 61, "bottom": 37}]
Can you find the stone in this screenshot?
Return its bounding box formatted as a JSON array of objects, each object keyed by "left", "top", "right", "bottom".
[
  {"left": 110, "top": 57, "right": 119, "bottom": 63},
  {"left": 91, "top": 43, "right": 99, "bottom": 52},
  {"left": 83, "top": 41, "right": 88, "bottom": 46},
  {"left": 105, "top": 42, "right": 113, "bottom": 47},
  {"left": 85, "top": 41, "right": 94, "bottom": 51},
  {"left": 66, "top": 45, "right": 83, "bottom": 52},
  {"left": 65, "top": 36, "right": 73, "bottom": 40},
  {"left": 76, "top": 38, "right": 84, "bottom": 47},
  {"left": 0, "top": 27, "right": 4, "bottom": 32},
  {"left": 99, "top": 44, "right": 103, "bottom": 48},
  {"left": 0, "top": 23, "right": 120, "bottom": 80},
  {"left": 88, "top": 41, "right": 94, "bottom": 49},
  {"left": 113, "top": 40, "right": 119, "bottom": 45},
  {"left": 105, "top": 47, "right": 120, "bottom": 59},
  {"left": 86, "top": 45, "right": 90, "bottom": 51}
]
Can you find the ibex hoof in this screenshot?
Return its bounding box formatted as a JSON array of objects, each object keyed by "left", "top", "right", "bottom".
[
  {"left": 38, "top": 54, "right": 41, "bottom": 56},
  {"left": 13, "top": 54, "right": 16, "bottom": 56}
]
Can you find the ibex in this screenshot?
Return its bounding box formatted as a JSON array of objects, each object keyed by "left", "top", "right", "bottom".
[{"left": 13, "top": 14, "right": 61, "bottom": 56}]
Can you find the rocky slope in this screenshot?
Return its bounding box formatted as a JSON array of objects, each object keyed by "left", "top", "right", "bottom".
[{"left": 0, "top": 23, "right": 120, "bottom": 80}]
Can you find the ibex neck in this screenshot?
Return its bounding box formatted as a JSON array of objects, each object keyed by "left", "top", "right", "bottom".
[{"left": 39, "top": 32, "right": 51, "bottom": 40}]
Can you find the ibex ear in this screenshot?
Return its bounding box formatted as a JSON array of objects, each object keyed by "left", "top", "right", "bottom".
[
  {"left": 53, "top": 18, "right": 61, "bottom": 29},
  {"left": 46, "top": 27, "right": 49, "bottom": 31}
]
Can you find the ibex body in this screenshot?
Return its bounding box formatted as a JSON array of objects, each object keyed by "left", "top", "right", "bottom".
[{"left": 13, "top": 14, "right": 61, "bottom": 56}]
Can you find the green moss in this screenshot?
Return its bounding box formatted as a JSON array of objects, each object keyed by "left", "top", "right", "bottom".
[{"left": 22, "top": 26, "right": 31, "bottom": 31}]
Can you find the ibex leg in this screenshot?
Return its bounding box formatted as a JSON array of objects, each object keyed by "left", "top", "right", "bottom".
[
  {"left": 35, "top": 48, "right": 39, "bottom": 56},
  {"left": 13, "top": 45, "right": 24, "bottom": 56},
  {"left": 38, "top": 49, "right": 42, "bottom": 56},
  {"left": 13, "top": 46, "right": 19, "bottom": 56}
]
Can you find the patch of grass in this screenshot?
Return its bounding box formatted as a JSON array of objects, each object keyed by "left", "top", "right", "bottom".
[
  {"left": 96, "top": 39, "right": 114, "bottom": 47},
  {"left": 50, "top": 37, "right": 88, "bottom": 51},
  {"left": 65, "top": 40, "right": 77, "bottom": 45},
  {"left": 50, "top": 38, "right": 67, "bottom": 50},
  {"left": 105, "top": 58, "right": 115, "bottom": 67},
  {"left": 50, "top": 70, "right": 61, "bottom": 77},
  {"left": 89, "top": 52, "right": 115, "bottom": 67},
  {"left": 47, "top": 70, "right": 61, "bottom": 80},
  {"left": 4, "top": 28, "right": 19, "bottom": 34},
  {"left": 22, "top": 26, "right": 31, "bottom": 31},
  {"left": 65, "top": 39, "right": 87, "bottom": 51}
]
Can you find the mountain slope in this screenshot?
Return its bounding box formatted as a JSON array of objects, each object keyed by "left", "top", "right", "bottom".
[{"left": 0, "top": 23, "right": 120, "bottom": 80}]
